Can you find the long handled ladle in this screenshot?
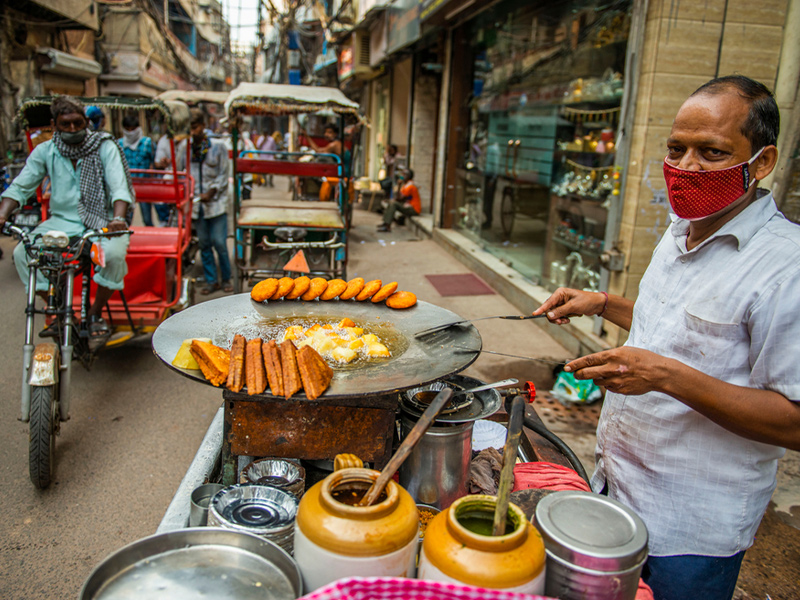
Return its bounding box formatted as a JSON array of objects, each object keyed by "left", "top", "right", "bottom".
[
  {"left": 492, "top": 394, "right": 527, "bottom": 536},
  {"left": 359, "top": 388, "right": 454, "bottom": 506}
]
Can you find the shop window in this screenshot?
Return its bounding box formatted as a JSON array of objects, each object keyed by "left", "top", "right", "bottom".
[{"left": 454, "top": 0, "right": 632, "bottom": 288}]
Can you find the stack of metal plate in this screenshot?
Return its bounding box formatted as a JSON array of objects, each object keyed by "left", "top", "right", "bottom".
[{"left": 209, "top": 484, "right": 299, "bottom": 555}]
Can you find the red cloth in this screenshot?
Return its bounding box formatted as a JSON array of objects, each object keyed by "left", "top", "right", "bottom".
[
  {"left": 635, "top": 580, "right": 655, "bottom": 600},
  {"left": 512, "top": 462, "right": 591, "bottom": 493},
  {"left": 400, "top": 181, "right": 422, "bottom": 214},
  {"left": 299, "top": 577, "right": 556, "bottom": 600}
]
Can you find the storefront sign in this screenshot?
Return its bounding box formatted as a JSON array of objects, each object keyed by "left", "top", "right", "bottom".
[
  {"left": 386, "top": 0, "right": 420, "bottom": 55},
  {"left": 419, "top": 0, "right": 453, "bottom": 22}
]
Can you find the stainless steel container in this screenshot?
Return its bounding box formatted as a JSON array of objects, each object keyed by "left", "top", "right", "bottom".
[
  {"left": 534, "top": 491, "right": 648, "bottom": 600},
  {"left": 399, "top": 414, "right": 472, "bottom": 510}
]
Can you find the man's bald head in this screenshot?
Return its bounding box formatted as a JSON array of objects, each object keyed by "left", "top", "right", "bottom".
[{"left": 690, "top": 75, "right": 779, "bottom": 154}]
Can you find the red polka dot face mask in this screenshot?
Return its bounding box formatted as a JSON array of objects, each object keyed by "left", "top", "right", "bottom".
[{"left": 663, "top": 148, "right": 764, "bottom": 221}]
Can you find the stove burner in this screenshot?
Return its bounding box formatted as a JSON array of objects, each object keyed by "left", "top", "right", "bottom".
[
  {"left": 401, "top": 375, "right": 502, "bottom": 423},
  {"left": 406, "top": 387, "right": 473, "bottom": 415}
]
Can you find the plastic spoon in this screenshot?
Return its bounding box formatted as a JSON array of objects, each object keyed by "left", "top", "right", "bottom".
[{"left": 359, "top": 388, "right": 454, "bottom": 506}]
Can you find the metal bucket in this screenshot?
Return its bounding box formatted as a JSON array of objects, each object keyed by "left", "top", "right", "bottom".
[
  {"left": 534, "top": 491, "right": 648, "bottom": 600},
  {"left": 399, "top": 414, "right": 472, "bottom": 510}
]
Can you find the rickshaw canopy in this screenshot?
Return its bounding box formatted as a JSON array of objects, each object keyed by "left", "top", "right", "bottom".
[
  {"left": 16, "top": 96, "right": 189, "bottom": 137},
  {"left": 155, "top": 90, "right": 231, "bottom": 106},
  {"left": 225, "top": 83, "right": 362, "bottom": 120}
]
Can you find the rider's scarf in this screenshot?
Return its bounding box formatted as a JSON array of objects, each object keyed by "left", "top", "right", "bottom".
[
  {"left": 52, "top": 129, "right": 135, "bottom": 230},
  {"left": 191, "top": 136, "right": 211, "bottom": 164},
  {"left": 122, "top": 127, "right": 144, "bottom": 151}
]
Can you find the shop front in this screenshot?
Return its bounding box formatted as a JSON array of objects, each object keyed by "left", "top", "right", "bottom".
[{"left": 444, "top": 0, "right": 633, "bottom": 289}]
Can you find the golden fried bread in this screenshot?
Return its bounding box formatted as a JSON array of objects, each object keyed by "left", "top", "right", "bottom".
[
  {"left": 301, "top": 278, "right": 329, "bottom": 301},
  {"left": 371, "top": 282, "right": 398, "bottom": 303},
  {"left": 189, "top": 340, "right": 231, "bottom": 387},
  {"left": 339, "top": 277, "right": 365, "bottom": 300},
  {"left": 280, "top": 340, "right": 303, "bottom": 399},
  {"left": 297, "top": 345, "right": 334, "bottom": 401},
  {"left": 226, "top": 334, "right": 246, "bottom": 392},
  {"left": 271, "top": 277, "right": 295, "bottom": 300},
  {"left": 385, "top": 291, "right": 417, "bottom": 309},
  {"left": 356, "top": 279, "right": 382, "bottom": 301},
  {"left": 245, "top": 338, "right": 267, "bottom": 395},
  {"left": 320, "top": 278, "right": 347, "bottom": 300},
  {"left": 285, "top": 276, "right": 311, "bottom": 300},
  {"left": 263, "top": 339, "right": 284, "bottom": 397},
  {"left": 251, "top": 278, "right": 279, "bottom": 302}
]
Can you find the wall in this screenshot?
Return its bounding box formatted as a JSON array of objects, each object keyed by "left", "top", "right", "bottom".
[
  {"left": 606, "top": 0, "right": 790, "bottom": 346},
  {"left": 409, "top": 67, "right": 439, "bottom": 213},
  {"left": 390, "top": 56, "right": 412, "bottom": 154}
]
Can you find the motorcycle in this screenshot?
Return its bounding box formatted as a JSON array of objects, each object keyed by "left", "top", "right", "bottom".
[{"left": 2, "top": 222, "right": 132, "bottom": 489}]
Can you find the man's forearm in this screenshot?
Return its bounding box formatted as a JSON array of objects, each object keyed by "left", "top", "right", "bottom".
[
  {"left": 660, "top": 359, "right": 800, "bottom": 450},
  {"left": 601, "top": 294, "right": 635, "bottom": 331},
  {"left": 112, "top": 200, "right": 129, "bottom": 219},
  {"left": 0, "top": 197, "right": 20, "bottom": 220}
]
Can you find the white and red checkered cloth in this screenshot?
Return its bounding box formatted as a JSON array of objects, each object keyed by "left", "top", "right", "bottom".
[{"left": 298, "top": 578, "right": 555, "bottom": 600}]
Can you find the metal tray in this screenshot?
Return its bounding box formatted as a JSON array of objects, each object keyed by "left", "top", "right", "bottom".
[
  {"left": 152, "top": 294, "right": 482, "bottom": 399},
  {"left": 80, "top": 528, "right": 302, "bottom": 600}
]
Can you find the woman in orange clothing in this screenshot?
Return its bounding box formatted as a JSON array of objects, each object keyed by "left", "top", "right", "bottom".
[{"left": 377, "top": 169, "right": 420, "bottom": 232}]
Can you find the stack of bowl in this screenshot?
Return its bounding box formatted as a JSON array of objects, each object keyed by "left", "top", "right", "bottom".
[
  {"left": 241, "top": 458, "right": 306, "bottom": 499},
  {"left": 209, "top": 484, "right": 299, "bottom": 554}
]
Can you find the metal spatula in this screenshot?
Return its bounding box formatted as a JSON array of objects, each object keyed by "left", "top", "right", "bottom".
[{"left": 414, "top": 314, "right": 547, "bottom": 338}]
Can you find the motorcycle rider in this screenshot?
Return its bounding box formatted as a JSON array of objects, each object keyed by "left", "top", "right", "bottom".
[{"left": 0, "top": 96, "right": 134, "bottom": 340}]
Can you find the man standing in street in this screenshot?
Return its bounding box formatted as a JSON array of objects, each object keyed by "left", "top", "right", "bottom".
[
  {"left": 189, "top": 109, "right": 232, "bottom": 295},
  {"left": 534, "top": 76, "right": 800, "bottom": 600},
  {"left": 0, "top": 96, "right": 134, "bottom": 340},
  {"left": 118, "top": 114, "right": 156, "bottom": 226}
]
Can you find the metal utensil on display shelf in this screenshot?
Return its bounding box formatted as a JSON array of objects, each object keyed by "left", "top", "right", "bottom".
[
  {"left": 414, "top": 313, "right": 547, "bottom": 338},
  {"left": 358, "top": 388, "right": 454, "bottom": 506}
]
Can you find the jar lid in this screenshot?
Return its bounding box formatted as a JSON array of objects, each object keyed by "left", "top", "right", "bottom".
[{"left": 533, "top": 491, "right": 648, "bottom": 572}]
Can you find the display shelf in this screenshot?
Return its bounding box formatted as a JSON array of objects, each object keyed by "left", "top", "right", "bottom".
[{"left": 552, "top": 236, "right": 603, "bottom": 257}]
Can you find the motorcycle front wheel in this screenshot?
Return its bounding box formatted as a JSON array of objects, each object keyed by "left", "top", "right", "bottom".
[{"left": 29, "top": 384, "right": 58, "bottom": 489}]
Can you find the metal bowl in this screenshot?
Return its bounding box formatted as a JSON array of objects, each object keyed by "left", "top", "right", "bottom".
[
  {"left": 241, "top": 459, "right": 306, "bottom": 499},
  {"left": 209, "top": 484, "right": 299, "bottom": 554},
  {"left": 80, "top": 528, "right": 302, "bottom": 600}
]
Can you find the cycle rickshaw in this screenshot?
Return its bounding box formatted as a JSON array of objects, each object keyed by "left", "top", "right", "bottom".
[
  {"left": 224, "top": 83, "right": 363, "bottom": 291},
  {"left": 9, "top": 96, "right": 194, "bottom": 488}
]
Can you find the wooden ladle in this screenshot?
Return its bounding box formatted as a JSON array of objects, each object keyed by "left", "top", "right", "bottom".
[{"left": 359, "top": 388, "right": 454, "bottom": 506}]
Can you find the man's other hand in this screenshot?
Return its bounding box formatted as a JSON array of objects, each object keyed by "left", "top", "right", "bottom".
[
  {"left": 107, "top": 219, "right": 127, "bottom": 233},
  {"left": 565, "top": 347, "right": 671, "bottom": 396}
]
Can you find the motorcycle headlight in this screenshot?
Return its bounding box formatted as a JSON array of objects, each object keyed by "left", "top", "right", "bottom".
[{"left": 41, "top": 231, "right": 69, "bottom": 249}]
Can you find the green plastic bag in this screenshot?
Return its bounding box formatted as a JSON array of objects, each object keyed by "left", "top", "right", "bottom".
[{"left": 551, "top": 371, "right": 603, "bottom": 404}]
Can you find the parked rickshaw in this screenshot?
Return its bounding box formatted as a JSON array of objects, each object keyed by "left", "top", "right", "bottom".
[
  {"left": 224, "top": 83, "right": 363, "bottom": 292},
  {"left": 8, "top": 96, "right": 194, "bottom": 488}
]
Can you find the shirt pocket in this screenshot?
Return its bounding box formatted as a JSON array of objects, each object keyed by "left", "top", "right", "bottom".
[{"left": 679, "top": 302, "right": 743, "bottom": 367}]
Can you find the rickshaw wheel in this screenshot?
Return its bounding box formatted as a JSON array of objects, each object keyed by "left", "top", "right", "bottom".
[
  {"left": 29, "top": 384, "right": 58, "bottom": 489},
  {"left": 500, "top": 188, "right": 516, "bottom": 239}
]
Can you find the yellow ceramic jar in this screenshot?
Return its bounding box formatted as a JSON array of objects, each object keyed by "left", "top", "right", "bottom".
[
  {"left": 293, "top": 467, "right": 419, "bottom": 591},
  {"left": 418, "top": 494, "right": 546, "bottom": 593}
]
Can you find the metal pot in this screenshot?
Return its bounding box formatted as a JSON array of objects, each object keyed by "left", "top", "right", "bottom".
[
  {"left": 534, "top": 491, "right": 648, "bottom": 600},
  {"left": 398, "top": 413, "right": 472, "bottom": 509}
]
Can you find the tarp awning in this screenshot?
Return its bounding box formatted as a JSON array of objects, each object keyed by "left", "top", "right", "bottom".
[
  {"left": 225, "top": 83, "right": 362, "bottom": 119},
  {"left": 156, "top": 90, "right": 230, "bottom": 105}
]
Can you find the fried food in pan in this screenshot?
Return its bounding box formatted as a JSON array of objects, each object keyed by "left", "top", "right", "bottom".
[
  {"left": 356, "top": 279, "right": 382, "bottom": 301},
  {"left": 263, "top": 339, "right": 284, "bottom": 397},
  {"left": 285, "top": 276, "right": 311, "bottom": 300},
  {"left": 297, "top": 345, "right": 334, "bottom": 400},
  {"left": 245, "top": 338, "right": 267, "bottom": 395},
  {"left": 320, "top": 278, "right": 347, "bottom": 300},
  {"left": 385, "top": 290, "right": 417, "bottom": 309},
  {"left": 251, "top": 278, "right": 279, "bottom": 302},
  {"left": 339, "top": 277, "right": 365, "bottom": 300},
  {"left": 371, "top": 281, "right": 398, "bottom": 303},
  {"left": 226, "top": 334, "right": 246, "bottom": 392},
  {"left": 189, "top": 340, "right": 230, "bottom": 387},
  {"left": 280, "top": 340, "right": 303, "bottom": 399},
  {"left": 271, "top": 277, "right": 295, "bottom": 300},
  {"left": 301, "top": 277, "right": 329, "bottom": 301}
]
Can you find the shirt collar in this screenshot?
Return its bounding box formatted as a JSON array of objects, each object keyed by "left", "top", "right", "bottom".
[{"left": 671, "top": 188, "right": 777, "bottom": 252}]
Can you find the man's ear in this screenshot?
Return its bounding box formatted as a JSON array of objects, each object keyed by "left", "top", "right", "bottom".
[{"left": 754, "top": 145, "right": 778, "bottom": 181}]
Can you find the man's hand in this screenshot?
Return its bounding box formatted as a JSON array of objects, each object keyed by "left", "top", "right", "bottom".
[
  {"left": 107, "top": 219, "right": 127, "bottom": 233},
  {"left": 200, "top": 190, "right": 215, "bottom": 203},
  {"left": 0, "top": 197, "right": 20, "bottom": 229},
  {"left": 565, "top": 347, "right": 672, "bottom": 396},
  {"left": 533, "top": 287, "right": 605, "bottom": 324}
]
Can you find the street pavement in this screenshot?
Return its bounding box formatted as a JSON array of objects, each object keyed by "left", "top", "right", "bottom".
[{"left": 0, "top": 206, "right": 796, "bottom": 598}]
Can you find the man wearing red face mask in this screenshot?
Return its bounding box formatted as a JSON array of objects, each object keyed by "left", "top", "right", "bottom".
[{"left": 533, "top": 76, "right": 800, "bottom": 600}]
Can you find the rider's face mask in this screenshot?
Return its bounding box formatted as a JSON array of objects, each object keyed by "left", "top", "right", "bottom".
[
  {"left": 60, "top": 129, "right": 88, "bottom": 146},
  {"left": 663, "top": 148, "right": 764, "bottom": 221}
]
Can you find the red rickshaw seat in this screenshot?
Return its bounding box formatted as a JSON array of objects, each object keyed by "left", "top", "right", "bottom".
[
  {"left": 128, "top": 226, "right": 183, "bottom": 255},
  {"left": 131, "top": 179, "right": 187, "bottom": 205}
]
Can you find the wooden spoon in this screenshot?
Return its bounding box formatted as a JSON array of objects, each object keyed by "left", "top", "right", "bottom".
[
  {"left": 492, "top": 394, "right": 527, "bottom": 536},
  {"left": 359, "top": 388, "right": 454, "bottom": 506}
]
